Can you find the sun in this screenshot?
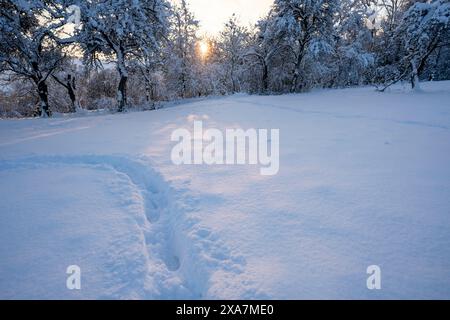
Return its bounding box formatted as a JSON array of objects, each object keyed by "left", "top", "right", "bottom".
[{"left": 198, "top": 40, "right": 210, "bottom": 58}]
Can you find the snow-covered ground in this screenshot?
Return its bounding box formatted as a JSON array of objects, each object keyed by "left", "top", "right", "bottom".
[{"left": 1, "top": 82, "right": 450, "bottom": 299}]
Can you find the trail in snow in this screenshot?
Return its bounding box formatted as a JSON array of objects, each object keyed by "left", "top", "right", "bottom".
[{"left": 0, "top": 155, "right": 261, "bottom": 299}]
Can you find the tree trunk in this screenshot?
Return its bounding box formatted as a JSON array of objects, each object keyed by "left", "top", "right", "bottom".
[
  {"left": 145, "top": 81, "right": 151, "bottom": 102},
  {"left": 182, "top": 73, "right": 187, "bottom": 98},
  {"left": 262, "top": 62, "right": 269, "bottom": 93},
  {"left": 32, "top": 61, "right": 51, "bottom": 117},
  {"left": 291, "top": 66, "right": 300, "bottom": 92},
  {"left": 410, "top": 59, "right": 420, "bottom": 91},
  {"left": 67, "top": 75, "right": 79, "bottom": 113},
  {"left": 116, "top": 47, "right": 128, "bottom": 112},
  {"left": 52, "top": 74, "right": 81, "bottom": 113},
  {"left": 37, "top": 80, "right": 51, "bottom": 117},
  {"left": 292, "top": 67, "right": 305, "bottom": 92},
  {"left": 117, "top": 74, "right": 128, "bottom": 112},
  {"left": 291, "top": 40, "right": 306, "bottom": 93},
  {"left": 230, "top": 67, "right": 236, "bottom": 94},
  {"left": 291, "top": 55, "right": 306, "bottom": 93}
]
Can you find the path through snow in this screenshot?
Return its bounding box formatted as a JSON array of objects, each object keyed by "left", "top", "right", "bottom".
[{"left": 0, "top": 155, "right": 261, "bottom": 299}]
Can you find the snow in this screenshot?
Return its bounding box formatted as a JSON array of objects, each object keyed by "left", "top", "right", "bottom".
[{"left": 1, "top": 81, "right": 450, "bottom": 299}]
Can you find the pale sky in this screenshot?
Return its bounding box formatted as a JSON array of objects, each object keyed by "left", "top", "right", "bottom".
[{"left": 173, "top": 0, "right": 274, "bottom": 35}]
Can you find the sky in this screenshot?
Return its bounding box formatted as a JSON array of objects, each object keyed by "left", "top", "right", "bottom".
[{"left": 174, "top": 0, "right": 274, "bottom": 35}]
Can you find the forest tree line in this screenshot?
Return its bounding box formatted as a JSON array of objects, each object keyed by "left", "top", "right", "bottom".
[{"left": 1, "top": 0, "right": 449, "bottom": 118}]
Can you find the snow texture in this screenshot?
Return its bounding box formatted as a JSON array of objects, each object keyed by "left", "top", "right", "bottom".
[{"left": 1, "top": 82, "right": 450, "bottom": 299}]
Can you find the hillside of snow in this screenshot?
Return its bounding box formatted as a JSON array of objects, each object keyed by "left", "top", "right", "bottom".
[{"left": 1, "top": 82, "right": 450, "bottom": 299}]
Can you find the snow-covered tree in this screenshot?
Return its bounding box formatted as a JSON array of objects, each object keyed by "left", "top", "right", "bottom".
[
  {"left": 193, "top": 37, "right": 230, "bottom": 96},
  {"left": 332, "top": 0, "right": 376, "bottom": 87},
  {"left": 244, "top": 16, "right": 275, "bottom": 93},
  {"left": 378, "top": 0, "right": 413, "bottom": 33},
  {"left": 165, "top": 0, "right": 200, "bottom": 98},
  {"left": 78, "top": 0, "right": 170, "bottom": 112},
  {"left": 1, "top": 0, "right": 450, "bottom": 118},
  {"left": 265, "top": 0, "right": 340, "bottom": 92},
  {"left": 0, "top": 0, "right": 69, "bottom": 117},
  {"left": 218, "top": 14, "right": 250, "bottom": 94},
  {"left": 132, "top": 52, "right": 164, "bottom": 105},
  {"left": 395, "top": 0, "right": 450, "bottom": 89},
  {"left": 51, "top": 60, "right": 82, "bottom": 112},
  {"left": 423, "top": 35, "right": 450, "bottom": 81}
]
